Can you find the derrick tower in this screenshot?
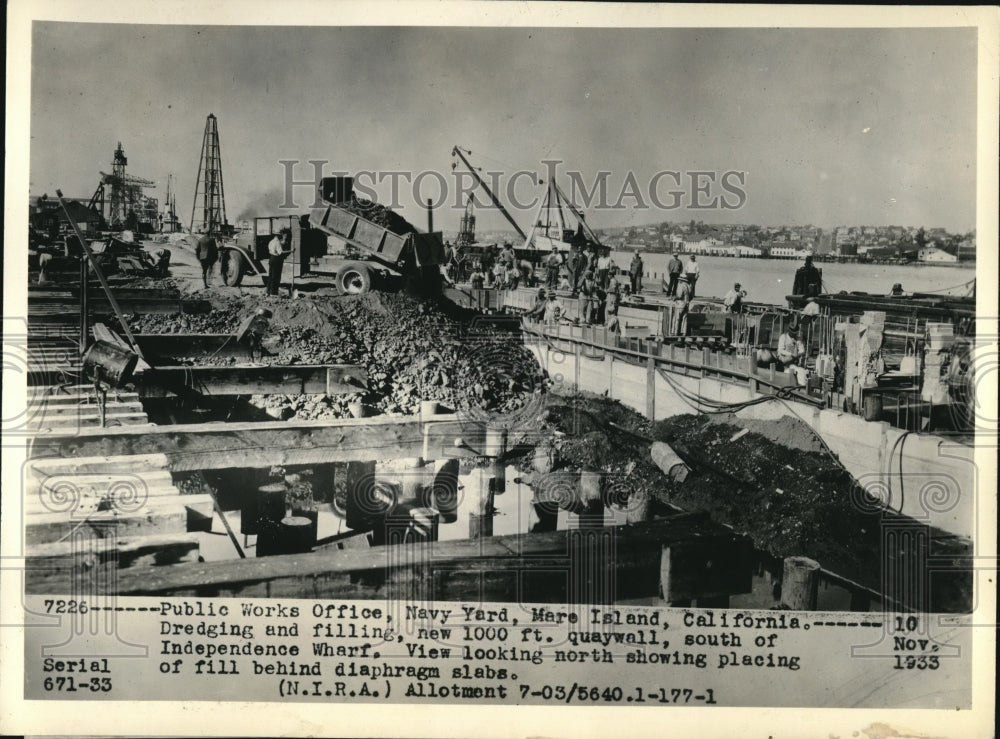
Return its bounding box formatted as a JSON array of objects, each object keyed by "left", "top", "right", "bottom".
[{"left": 190, "top": 113, "right": 228, "bottom": 235}]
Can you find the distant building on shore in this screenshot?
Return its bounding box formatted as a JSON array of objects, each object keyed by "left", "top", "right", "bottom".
[{"left": 918, "top": 247, "right": 959, "bottom": 263}]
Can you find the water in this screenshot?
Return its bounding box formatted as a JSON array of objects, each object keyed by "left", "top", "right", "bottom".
[{"left": 609, "top": 250, "right": 975, "bottom": 305}]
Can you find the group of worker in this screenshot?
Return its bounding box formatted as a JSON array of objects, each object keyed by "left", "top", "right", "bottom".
[
  {"left": 523, "top": 278, "right": 625, "bottom": 332},
  {"left": 196, "top": 228, "right": 291, "bottom": 295},
  {"left": 662, "top": 253, "right": 702, "bottom": 298}
]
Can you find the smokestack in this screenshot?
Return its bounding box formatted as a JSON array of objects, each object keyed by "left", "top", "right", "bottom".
[{"left": 426, "top": 198, "right": 434, "bottom": 233}]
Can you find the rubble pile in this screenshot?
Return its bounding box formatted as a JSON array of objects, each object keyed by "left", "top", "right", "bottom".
[
  {"left": 129, "top": 292, "right": 548, "bottom": 419},
  {"left": 510, "top": 393, "right": 883, "bottom": 586},
  {"left": 340, "top": 196, "right": 419, "bottom": 236},
  {"left": 652, "top": 414, "right": 881, "bottom": 583}
]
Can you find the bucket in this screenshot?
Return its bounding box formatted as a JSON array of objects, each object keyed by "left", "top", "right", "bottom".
[{"left": 82, "top": 340, "right": 139, "bottom": 388}]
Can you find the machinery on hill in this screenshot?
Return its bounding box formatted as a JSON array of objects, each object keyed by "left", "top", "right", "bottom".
[{"left": 218, "top": 176, "right": 445, "bottom": 294}]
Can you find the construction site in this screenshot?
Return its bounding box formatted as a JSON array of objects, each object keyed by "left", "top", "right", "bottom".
[{"left": 22, "top": 115, "right": 976, "bottom": 616}]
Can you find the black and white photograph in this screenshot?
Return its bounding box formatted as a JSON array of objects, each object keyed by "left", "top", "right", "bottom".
[{"left": 2, "top": 2, "right": 996, "bottom": 736}]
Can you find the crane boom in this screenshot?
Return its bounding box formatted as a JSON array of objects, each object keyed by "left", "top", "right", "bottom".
[{"left": 451, "top": 146, "right": 526, "bottom": 240}]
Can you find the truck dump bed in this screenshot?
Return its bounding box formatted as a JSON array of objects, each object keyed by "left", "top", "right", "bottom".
[
  {"left": 309, "top": 203, "right": 411, "bottom": 264},
  {"left": 308, "top": 176, "right": 445, "bottom": 270}
]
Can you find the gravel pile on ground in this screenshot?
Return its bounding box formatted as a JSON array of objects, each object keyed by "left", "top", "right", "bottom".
[
  {"left": 652, "top": 413, "right": 881, "bottom": 584},
  {"left": 129, "top": 292, "right": 548, "bottom": 419},
  {"left": 509, "top": 393, "right": 882, "bottom": 587}
]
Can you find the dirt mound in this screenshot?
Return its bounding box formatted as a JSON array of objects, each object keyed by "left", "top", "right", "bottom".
[
  {"left": 128, "top": 291, "right": 549, "bottom": 418},
  {"left": 652, "top": 414, "right": 880, "bottom": 583}
]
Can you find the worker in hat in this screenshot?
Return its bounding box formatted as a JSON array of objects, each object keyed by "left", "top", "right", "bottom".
[
  {"left": 545, "top": 246, "right": 562, "bottom": 289},
  {"left": 684, "top": 254, "right": 700, "bottom": 297},
  {"left": 792, "top": 255, "right": 822, "bottom": 297},
  {"left": 723, "top": 282, "right": 746, "bottom": 313},
  {"left": 629, "top": 249, "right": 644, "bottom": 294},
  {"left": 267, "top": 228, "right": 292, "bottom": 296},
  {"left": 673, "top": 274, "right": 693, "bottom": 334},
  {"left": 525, "top": 287, "right": 547, "bottom": 322},
  {"left": 543, "top": 291, "right": 563, "bottom": 326},
  {"left": 776, "top": 321, "right": 807, "bottom": 383},
  {"left": 195, "top": 232, "right": 219, "bottom": 289},
  {"left": 578, "top": 271, "right": 598, "bottom": 325}
]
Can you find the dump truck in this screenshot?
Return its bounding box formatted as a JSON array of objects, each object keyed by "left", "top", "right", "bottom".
[{"left": 218, "top": 176, "right": 446, "bottom": 294}]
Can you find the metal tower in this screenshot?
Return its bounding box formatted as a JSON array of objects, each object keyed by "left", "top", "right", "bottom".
[
  {"left": 87, "top": 142, "right": 156, "bottom": 231},
  {"left": 109, "top": 142, "right": 128, "bottom": 228},
  {"left": 190, "top": 114, "right": 228, "bottom": 235},
  {"left": 457, "top": 194, "right": 476, "bottom": 246}
]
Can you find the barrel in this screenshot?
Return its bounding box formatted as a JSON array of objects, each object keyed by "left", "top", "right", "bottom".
[
  {"left": 81, "top": 340, "right": 139, "bottom": 388},
  {"left": 279, "top": 516, "right": 315, "bottom": 554},
  {"left": 291, "top": 504, "right": 319, "bottom": 543},
  {"left": 256, "top": 483, "right": 287, "bottom": 527},
  {"left": 255, "top": 518, "right": 282, "bottom": 557},
  {"left": 429, "top": 459, "right": 459, "bottom": 524}
]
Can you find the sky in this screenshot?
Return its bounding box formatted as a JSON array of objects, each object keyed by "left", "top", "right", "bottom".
[{"left": 28, "top": 23, "right": 978, "bottom": 235}]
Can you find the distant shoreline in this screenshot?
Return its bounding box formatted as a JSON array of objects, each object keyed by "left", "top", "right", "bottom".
[{"left": 608, "top": 250, "right": 976, "bottom": 269}]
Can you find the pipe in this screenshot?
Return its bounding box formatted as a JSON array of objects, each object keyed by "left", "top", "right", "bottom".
[{"left": 426, "top": 198, "right": 433, "bottom": 233}]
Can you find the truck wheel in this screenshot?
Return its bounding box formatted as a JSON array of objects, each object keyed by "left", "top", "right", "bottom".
[
  {"left": 221, "top": 250, "right": 245, "bottom": 287},
  {"left": 338, "top": 262, "right": 372, "bottom": 294}
]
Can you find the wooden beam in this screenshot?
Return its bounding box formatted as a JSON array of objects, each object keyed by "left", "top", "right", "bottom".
[
  {"left": 27, "top": 512, "right": 754, "bottom": 601},
  {"left": 133, "top": 334, "right": 245, "bottom": 362},
  {"left": 28, "top": 296, "right": 212, "bottom": 315},
  {"left": 25, "top": 494, "right": 214, "bottom": 545},
  {"left": 135, "top": 364, "right": 367, "bottom": 398},
  {"left": 25, "top": 533, "right": 200, "bottom": 575},
  {"left": 30, "top": 415, "right": 490, "bottom": 471}
]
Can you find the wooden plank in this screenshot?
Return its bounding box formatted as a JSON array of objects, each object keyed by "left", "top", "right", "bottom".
[
  {"left": 25, "top": 494, "right": 214, "bottom": 545},
  {"left": 27, "top": 296, "right": 212, "bottom": 314},
  {"left": 25, "top": 402, "right": 145, "bottom": 418},
  {"left": 28, "top": 414, "right": 151, "bottom": 431},
  {"left": 25, "top": 469, "right": 175, "bottom": 495},
  {"left": 135, "top": 364, "right": 367, "bottom": 398},
  {"left": 25, "top": 533, "right": 200, "bottom": 574},
  {"left": 30, "top": 415, "right": 489, "bottom": 471},
  {"left": 24, "top": 486, "right": 183, "bottom": 517},
  {"left": 26, "top": 453, "right": 170, "bottom": 476},
  {"left": 25, "top": 512, "right": 752, "bottom": 600}
]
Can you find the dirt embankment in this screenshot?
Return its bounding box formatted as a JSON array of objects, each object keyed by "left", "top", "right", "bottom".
[{"left": 509, "top": 392, "right": 886, "bottom": 586}]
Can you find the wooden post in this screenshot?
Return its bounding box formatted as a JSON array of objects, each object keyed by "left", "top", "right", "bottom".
[
  {"left": 608, "top": 351, "right": 615, "bottom": 399},
  {"left": 781, "top": 556, "right": 821, "bottom": 610},
  {"left": 468, "top": 469, "right": 493, "bottom": 539},
  {"left": 660, "top": 536, "right": 754, "bottom": 605},
  {"left": 646, "top": 355, "right": 656, "bottom": 420},
  {"left": 574, "top": 341, "right": 581, "bottom": 390},
  {"left": 344, "top": 460, "right": 379, "bottom": 531}
]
